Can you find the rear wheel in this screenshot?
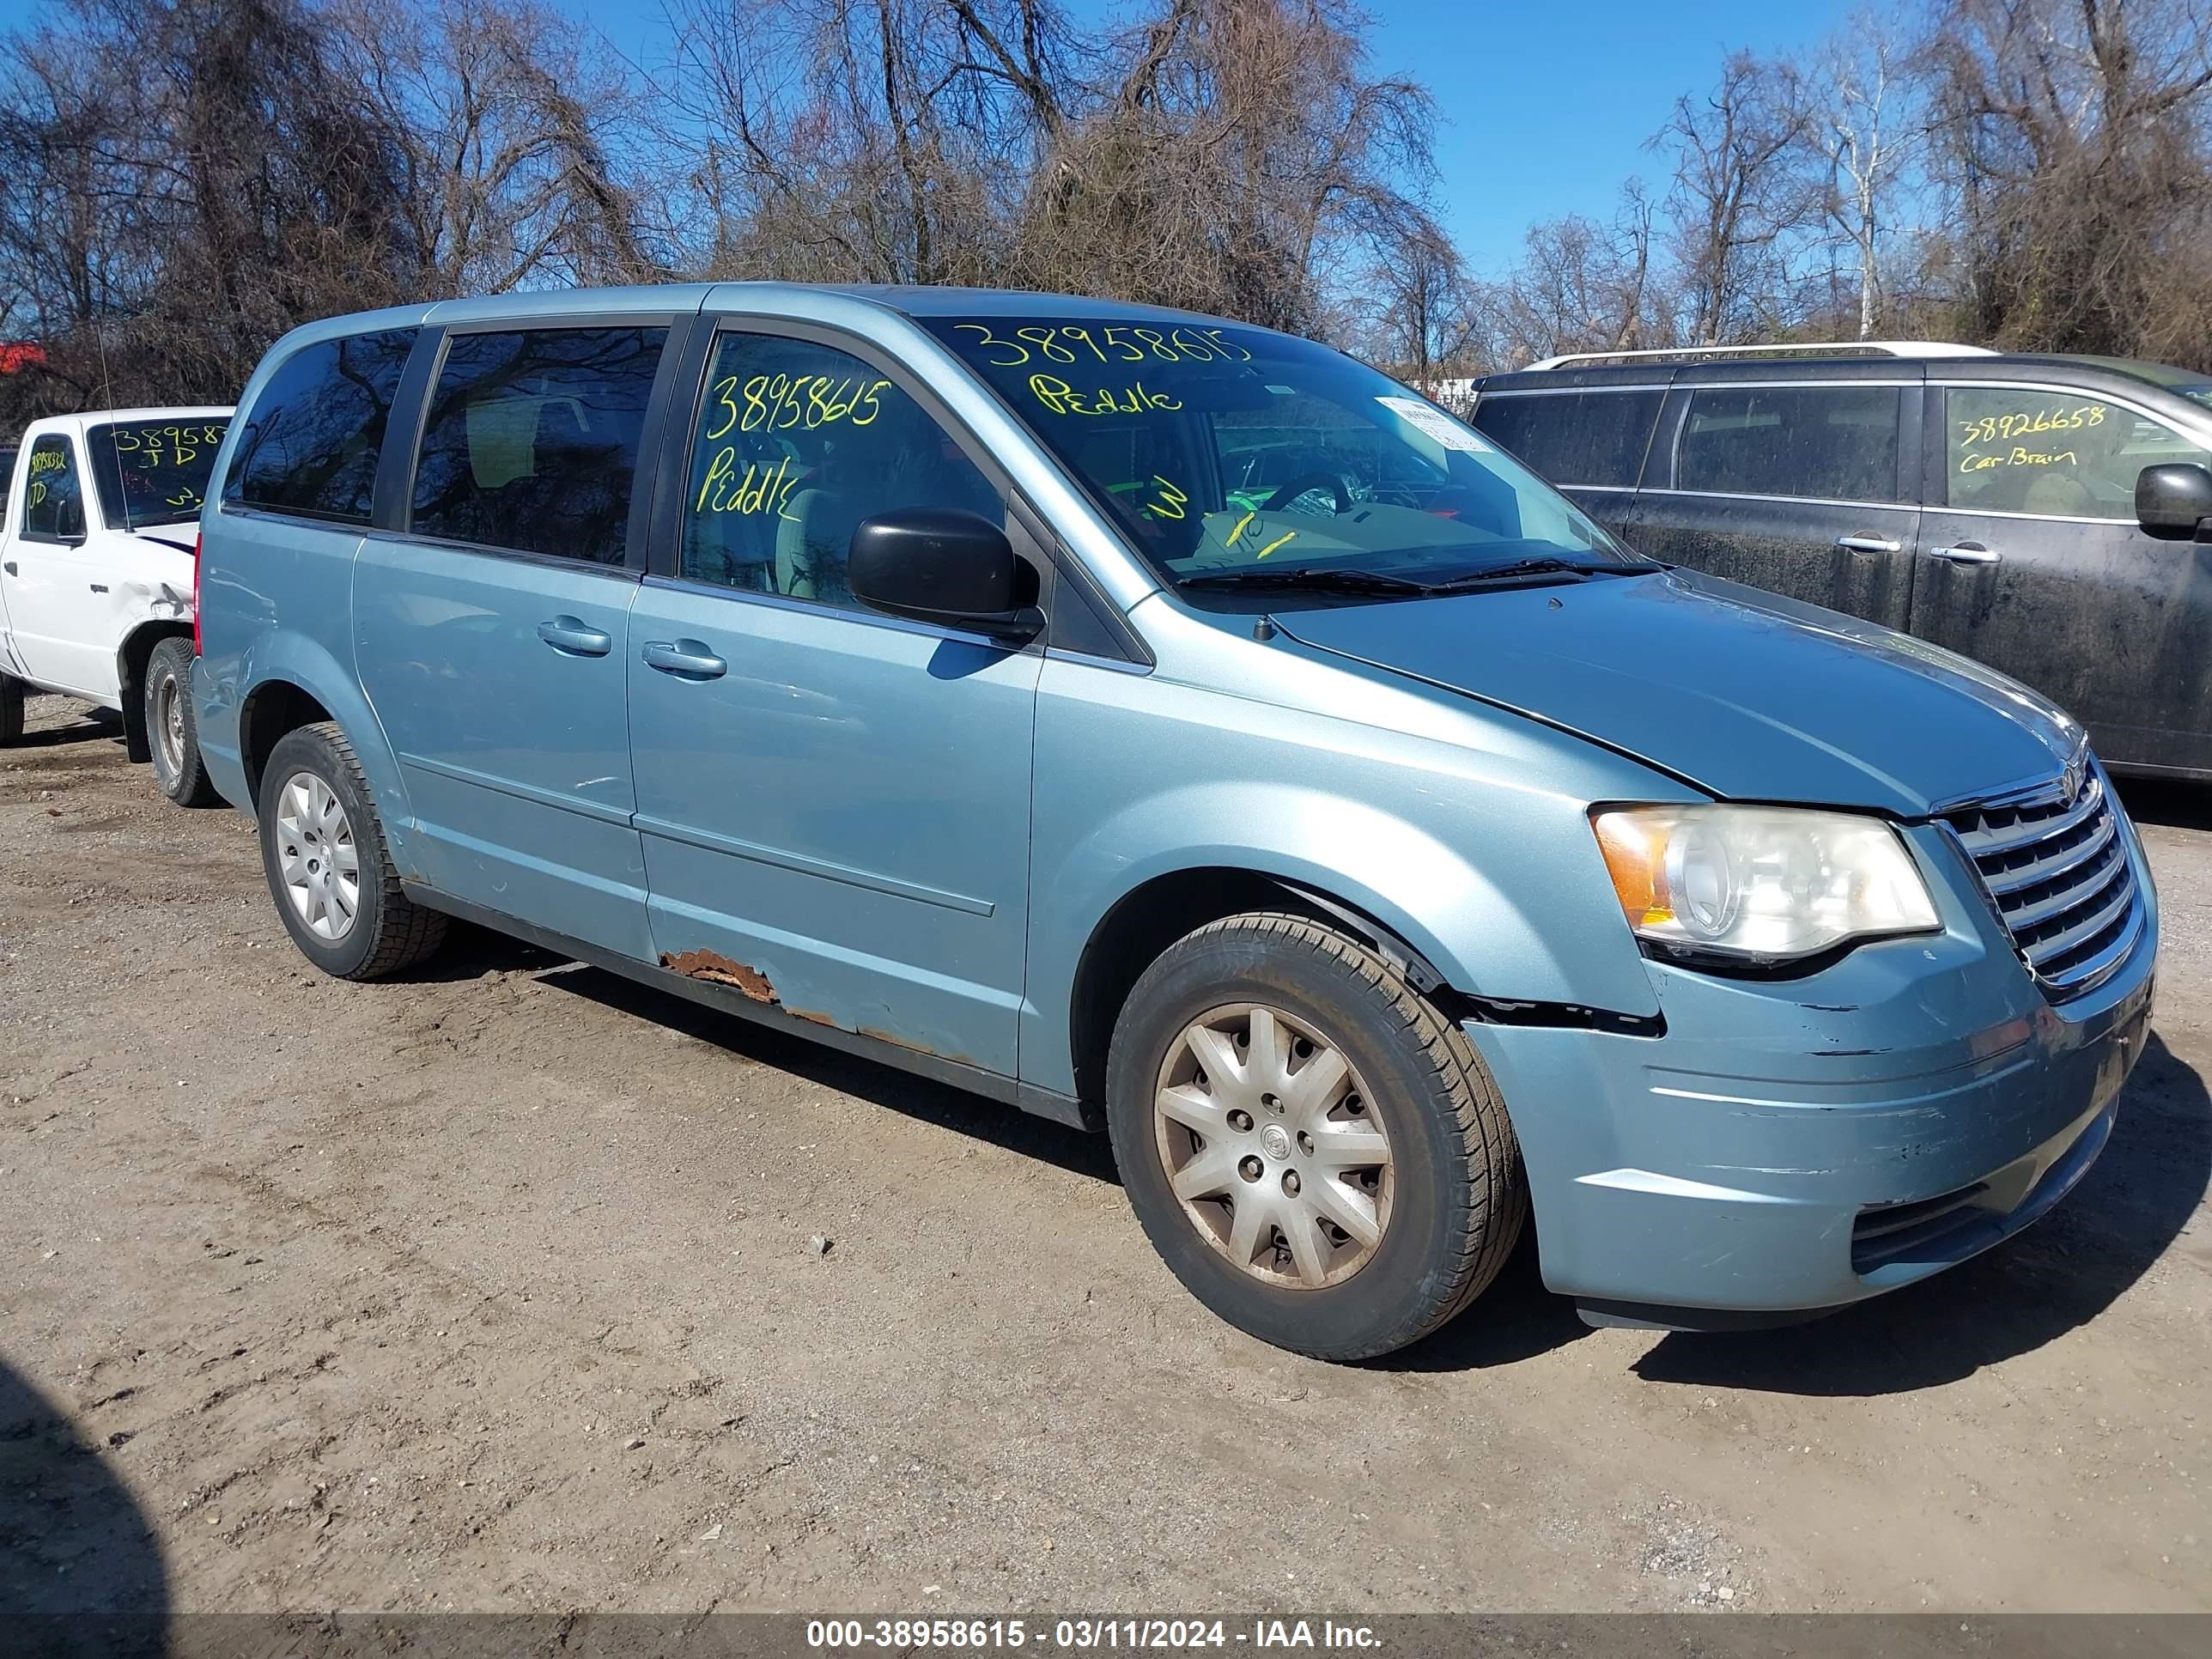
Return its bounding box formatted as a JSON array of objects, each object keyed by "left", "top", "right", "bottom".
[
  {"left": 257, "top": 722, "right": 446, "bottom": 980},
  {"left": 1106, "top": 912, "right": 1526, "bottom": 1361},
  {"left": 144, "top": 637, "right": 219, "bottom": 805}
]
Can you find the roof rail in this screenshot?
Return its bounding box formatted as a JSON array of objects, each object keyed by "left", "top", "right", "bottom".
[{"left": 1520, "top": 341, "right": 1998, "bottom": 372}]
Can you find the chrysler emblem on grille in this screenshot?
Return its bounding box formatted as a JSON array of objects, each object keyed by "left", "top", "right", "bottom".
[{"left": 2061, "top": 751, "right": 2086, "bottom": 806}]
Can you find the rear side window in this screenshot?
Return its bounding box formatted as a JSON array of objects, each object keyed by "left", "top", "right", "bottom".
[
  {"left": 1472, "top": 390, "right": 1662, "bottom": 489},
  {"left": 1675, "top": 386, "right": 1900, "bottom": 501},
  {"left": 225, "top": 328, "right": 417, "bottom": 525},
  {"left": 20, "top": 434, "right": 84, "bottom": 539},
  {"left": 410, "top": 326, "right": 666, "bottom": 566}
]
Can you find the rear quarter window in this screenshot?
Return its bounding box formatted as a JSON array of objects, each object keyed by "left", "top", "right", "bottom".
[
  {"left": 224, "top": 328, "right": 419, "bottom": 525},
  {"left": 1470, "top": 390, "right": 1662, "bottom": 489}
]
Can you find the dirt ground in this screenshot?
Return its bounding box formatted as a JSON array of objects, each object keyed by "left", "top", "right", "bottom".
[{"left": 3, "top": 691, "right": 2207, "bottom": 1617}]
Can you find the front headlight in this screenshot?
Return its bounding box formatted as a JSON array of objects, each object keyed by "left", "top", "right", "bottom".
[{"left": 1590, "top": 804, "right": 1939, "bottom": 965}]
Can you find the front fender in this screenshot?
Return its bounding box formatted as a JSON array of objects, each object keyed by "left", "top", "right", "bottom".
[{"left": 1021, "top": 654, "right": 1677, "bottom": 1097}]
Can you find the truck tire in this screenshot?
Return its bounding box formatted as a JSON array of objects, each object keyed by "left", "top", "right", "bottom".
[
  {"left": 257, "top": 721, "right": 447, "bottom": 980},
  {"left": 1105, "top": 912, "right": 1526, "bottom": 1362},
  {"left": 0, "top": 674, "right": 21, "bottom": 745},
  {"left": 144, "top": 636, "right": 220, "bottom": 805}
]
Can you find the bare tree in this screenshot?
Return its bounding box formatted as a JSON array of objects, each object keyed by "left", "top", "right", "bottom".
[
  {"left": 1656, "top": 51, "right": 1820, "bottom": 343},
  {"left": 1921, "top": 0, "right": 2212, "bottom": 365},
  {"left": 1808, "top": 11, "right": 1925, "bottom": 338}
]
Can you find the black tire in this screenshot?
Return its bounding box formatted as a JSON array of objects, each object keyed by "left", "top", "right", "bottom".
[
  {"left": 144, "top": 636, "right": 221, "bottom": 805},
  {"left": 1105, "top": 912, "right": 1526, "bottom": 1361},
  {"left": 257, "top": 721, "right": 447, "bottom": 980},
  {"left": 0, "top": 674, "right": 21, "bottom": 745}
]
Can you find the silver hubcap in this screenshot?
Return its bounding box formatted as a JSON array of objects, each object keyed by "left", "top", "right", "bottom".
[
  {"left": 155, "top": 673, "right": 185, "bottom": 775},
  {"left": 275, "top": 771, "right": 361, "bottom": 942},
  {"left": 1152, "top": 1004, "right": 1393, "bottom": 1290}
]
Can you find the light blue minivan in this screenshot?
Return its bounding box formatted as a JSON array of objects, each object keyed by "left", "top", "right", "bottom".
[{"left": 190, "top": 285, "right": 2157, "bottom": 1359}]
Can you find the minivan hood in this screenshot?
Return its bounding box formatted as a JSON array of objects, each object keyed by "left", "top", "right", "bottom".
[{"left": 1272, "top": 569, "right": 2081, "bottom": 817}]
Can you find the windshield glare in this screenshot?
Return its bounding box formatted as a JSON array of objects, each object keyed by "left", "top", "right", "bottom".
[
  {"left": 926, "top": 317, "right": 1633, "bottom": 590},
  {"left": 88, "top": 417, "right": 229, "bottom": 530}
]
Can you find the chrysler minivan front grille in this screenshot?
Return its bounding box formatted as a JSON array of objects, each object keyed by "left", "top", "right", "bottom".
[{"left": 1946, "top": 765, "right": 2144, "bottom": 1000}]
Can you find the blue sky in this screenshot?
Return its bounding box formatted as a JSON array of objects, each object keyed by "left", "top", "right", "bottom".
[{"left": 1, "top": 0, "right": 1849, "bottom": 275}]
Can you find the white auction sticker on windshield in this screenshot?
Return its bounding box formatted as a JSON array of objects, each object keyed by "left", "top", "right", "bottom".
[{"left": 1376, "top": 395, "right": 1489, "bottom": 452}]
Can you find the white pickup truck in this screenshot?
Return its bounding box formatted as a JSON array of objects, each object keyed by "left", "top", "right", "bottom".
[{"left": 0, "top": 406, "right": 232, "bottom": 802}]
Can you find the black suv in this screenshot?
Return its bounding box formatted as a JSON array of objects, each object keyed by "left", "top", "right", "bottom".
[{"left": 1468, "top": 344, "right": 2212, "bottom": 778}]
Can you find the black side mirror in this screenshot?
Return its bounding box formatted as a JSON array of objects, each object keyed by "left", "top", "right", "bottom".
[
  {"left": 2135, "top": 463, "right": 2212, "bottom": 540},
  {"left": 848, "top": 508, "right": 1042, "bottom": 641}
]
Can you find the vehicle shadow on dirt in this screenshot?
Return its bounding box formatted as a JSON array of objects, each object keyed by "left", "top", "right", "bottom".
[
  {"left": 0, "top": 1352, "right": 168, "bottom": 1655},
  {"left": 514, "top": 941, "right": 1123, "bottom": 1188},
  {"left": 1630, "top": 1030, "right": 2209, "bottom": 1395},
  {"left": 3, "top": 705, "right": 124, "bottom": 750}
]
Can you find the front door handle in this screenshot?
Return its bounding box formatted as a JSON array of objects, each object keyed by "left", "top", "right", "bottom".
[
  {"left": 1930, "top": 543, "right": 2002, "bottom": 566},
  {"left": 537, "top": 616, "right": 613, "bottom": 656},
  {"left": 88, "top": 582, "right": 107, "bottom": 592},
  {"left": 3, "top": 561, "right": 15, "bottom": 576},
  {"left": 642, "top": 639, "right": 727, "bottom": 679},
  {"left": 1836, "top": 535, "right": 1901, "bottom": 554}
]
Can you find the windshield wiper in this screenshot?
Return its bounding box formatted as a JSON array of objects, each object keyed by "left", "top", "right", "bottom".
[
  {"left": 1421, "top": 556, "right": 1644, "bottom": 591},
  {"left": 1176, "top": 566, "right": 1435, "bottom": 596}
]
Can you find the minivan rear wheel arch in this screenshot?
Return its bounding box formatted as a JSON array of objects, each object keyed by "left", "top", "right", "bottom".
[
  {"left": 240, "top": 678, "right": 335, "bottom": 807},
  {"left": 1067, "top": 868, "right": 1455, "bottom": 1112}
]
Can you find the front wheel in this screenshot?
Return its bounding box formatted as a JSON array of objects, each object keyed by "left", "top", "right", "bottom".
[
  {"left": 257, "top": 722, "right": 447, "bottom": 980},
  {"left": 0, "top": 674, "right": 21, "bottom": 745},
  {"left": 144, "top": 636, "right": 219, "bottom": 805},
  {"left": 1106, "top": 913, "right": 1526, "bottom": 1361}
]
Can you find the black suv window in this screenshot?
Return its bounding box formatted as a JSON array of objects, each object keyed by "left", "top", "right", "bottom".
[
  {"left": 1472, "top": 390, "right": 1662, "bottom": 489},
  {"left": 410, "top": 326, "right": 666, "bottom": 565},
  {"left": 1676, "top": 386, "right": 1900, "bottom": 502},
  {"left": 225, "top": 329, "right": 417, "bottom": 525},
  {"left": 21, "top": 434, "right": 84, "bottom": 540},
  {"left": 1946, "top": 386, "right": 2212, "bottom": 520}
]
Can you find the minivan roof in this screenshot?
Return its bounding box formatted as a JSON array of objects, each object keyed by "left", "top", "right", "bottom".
[{"left": 408, "top": 281, "right": 1239, "bottom": 330}]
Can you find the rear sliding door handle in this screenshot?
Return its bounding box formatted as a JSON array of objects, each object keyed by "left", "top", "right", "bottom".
[
  {"left": 1930, "top": 543, "right": 2002, "bottom": 566},
  {"left": 1836, "top": 535, "right": 1901, "bottom": 554},
  {"left": 3, "top": 561, "right": 15, "bottom": 575},
  {"left": 641, "top": 639, "right": 727, "bottom": 679},
  {"left": 537, "top": 616, "right": 613, "bottom": 656}
]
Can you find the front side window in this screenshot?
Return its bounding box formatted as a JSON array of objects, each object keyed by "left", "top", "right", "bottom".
[
  {"left": 88, "top": 418, "right": 229, "bottom": 530},
  {"left": 923, "top": 316, "right": 1627, "bottom": 590},
  {"left": 410, "top": 326, "right": 666, "bottom": 565},
  {"left": 679, "top": 331, "right": 1001, "bottom": 609},
  {"left": 1946, "top": 386, "right": 2212, "bottom": 520},
  {"left": 1473, "top": 390, "right": 1663, "bottom": 489},
  {"left": 225, "top": 328, "right": 416, "bottom": 525},
  {"left": 1675, "top": 386, "right": 1900, "bottom": 502},
  {"left": 20, "top": 434, "right": 83, "bottom": 540}
]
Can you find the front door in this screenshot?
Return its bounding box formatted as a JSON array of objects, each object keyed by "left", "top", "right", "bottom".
[
  {"left": 626, "top": 324, "right": 1040, "bottom": 1075},
  {"left": 1913, "top": 383, "right": 2212, "bottom": 773},
  {"left": 6, "top": 431, "right": 112, "bottom": 698},
  {"left": 355, "top": 322, "right": 672, "bottom": 960},
  {"left": 1631, "top": 382, "right": 1921, "bottom": 629}
]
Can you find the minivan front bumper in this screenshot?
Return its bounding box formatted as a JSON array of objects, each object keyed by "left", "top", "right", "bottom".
[{"left": 1464, "top": 835, "right": 2157, "bottom": 1325}]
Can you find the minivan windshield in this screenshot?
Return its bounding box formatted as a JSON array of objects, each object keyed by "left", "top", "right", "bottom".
[
  {"left": 926, "top": 316, "right": 1639, "bottom": 591},
  {"left": 87, "top": 417, "right": 229, "bottom": 530}
]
